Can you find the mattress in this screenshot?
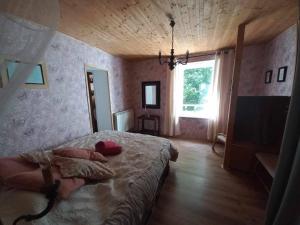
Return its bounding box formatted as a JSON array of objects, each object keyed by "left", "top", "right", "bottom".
[{"left": 0, "top": 131, "right": 178, "bottom": 225}]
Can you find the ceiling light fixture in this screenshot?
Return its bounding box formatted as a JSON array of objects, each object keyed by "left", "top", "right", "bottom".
[{"left": 159, "top": 19, "right": 189, "bottom": 71}]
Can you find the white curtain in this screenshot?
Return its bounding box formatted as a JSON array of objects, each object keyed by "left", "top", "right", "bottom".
[
  {"left": 0, "top": 1, "right": 59, "bottom": 119},
  {"left": 207, "top": 53, "right": 221, "bottom": 141},
  {"left": 163, "top": 50, "right": 234, "bottom": 138},
  {"left": 163, "top": 66, "right": 181, "bottom": 136},
  {"left": 207, "top": 50, "right": 235, "bottom": 141}
]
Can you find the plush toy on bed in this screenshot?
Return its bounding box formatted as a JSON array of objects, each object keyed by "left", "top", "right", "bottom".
[{"left": 95, "top": 141, "right": 122, "bottom": 156}]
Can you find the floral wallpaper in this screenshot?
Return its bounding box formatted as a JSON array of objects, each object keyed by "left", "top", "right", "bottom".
[
  {"left": 1, "top": 25, "right": 296, "bottom": 153},
  {"left": 128, "top": 59, "right": 168, "bottom": 134},
  {"left": 239, "top": 25, "right": 297, "bottom": 96},
  {"left": 259, "top": 25, "right": 297, "bottom": 96},
  {"left": 129, "top": 24, "right": 296, "bottom": 140},
  {"left": 239, "top": 44, "right": 265, "bottom": 96},
  {"left": 0, "top": 32, "right": 131, "bottom": 157},
  {"left": 178, "top": 117, "right": 208, "bottom": 140},
  {"left": 128, "top": 56, "right": 212, "bottom": 140}
]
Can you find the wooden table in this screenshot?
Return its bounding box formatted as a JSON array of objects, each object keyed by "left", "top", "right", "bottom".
[{"left": 137, "top": 114, "right": 160, "bottom": 136}]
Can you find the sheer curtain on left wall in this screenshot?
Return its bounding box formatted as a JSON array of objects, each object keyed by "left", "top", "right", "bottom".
[{"left": 0, "top": 0, "right": 59, "bottom": 119}]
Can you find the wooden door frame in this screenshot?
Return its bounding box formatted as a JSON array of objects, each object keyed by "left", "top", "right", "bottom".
[
  {"left": 84, "top": 64, "right": 114, "bottom": 133},
  {"left": 223, "top": 23, "right": 246, "bottom": 169}
]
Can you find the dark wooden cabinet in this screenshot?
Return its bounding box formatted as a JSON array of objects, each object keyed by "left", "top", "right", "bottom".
[{"left": 229, "top": 96, "right": 290, "bottom": 173}]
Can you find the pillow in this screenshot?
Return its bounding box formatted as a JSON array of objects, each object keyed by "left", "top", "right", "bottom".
[
  {"left": 0, "top": 157, "right": 38, "bottom": 182},
  {"left": 95, "top": 141, "right": 122, "bottom": 156},
  {"left": 53, "top": 147, "right": 108, "bottom": 162},
  {"left": 20, "top": 151, "right": 53, "bottom": 165},
  {"left": 4, "top": 167, "right": 85, "bottom": 199},
  {"left": 52, "top": 157, "right": 115, "bottom": 181}
]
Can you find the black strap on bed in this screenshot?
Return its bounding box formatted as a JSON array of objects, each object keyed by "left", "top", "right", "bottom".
[{"left": 12, "top": 180, "right": 60, "bottom": 225}]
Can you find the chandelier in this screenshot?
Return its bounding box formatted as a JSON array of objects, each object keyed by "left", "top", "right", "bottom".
[{"left": 159, "top": 19, "right": 189, "bottom": 70}]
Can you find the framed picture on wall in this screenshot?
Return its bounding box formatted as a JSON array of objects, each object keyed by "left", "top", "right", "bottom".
[
  {"left": 0, "top": 57, "right": 48, "bottom": 89},
  {"left": 277, "top": 66, "right": 288, "bottom": 82},
  {"left": 264, "top": 70, "right": 273, "bottom": 84}
]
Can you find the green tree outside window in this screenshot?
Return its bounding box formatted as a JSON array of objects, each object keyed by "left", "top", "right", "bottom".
[{"left": 183, "top": 67, "right": 212, "bottom": 109}]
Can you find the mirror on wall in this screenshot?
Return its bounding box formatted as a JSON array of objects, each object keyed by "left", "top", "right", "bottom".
[{"left": 142, "top": 81, "right": 160, "bottom": 109}]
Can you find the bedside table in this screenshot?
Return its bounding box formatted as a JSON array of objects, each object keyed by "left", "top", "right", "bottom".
[{"left": 137, "top": 114, "right": 160, "bottom": 136}]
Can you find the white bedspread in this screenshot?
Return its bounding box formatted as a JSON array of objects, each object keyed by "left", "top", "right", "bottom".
[{"left": 0, "top": 131, "right": 178, "bottom": 225}]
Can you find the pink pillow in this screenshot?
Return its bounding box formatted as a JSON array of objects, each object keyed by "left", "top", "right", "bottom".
[
  {"left": 4, "top": 167, "right": 85, "bottom": 199},
  {"left": 0, "top": 157, "right": 38, "bottom": 180},
  {"left": 95, "top": 141, "right": 122, "bottom": 156},
  {"left": 53, "top": 147, "right": 108, "bottom": 162}
]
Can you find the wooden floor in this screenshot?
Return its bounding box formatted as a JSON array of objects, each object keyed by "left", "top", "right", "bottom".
[{"left": 148, "top": 139, "right": 267, "bottom": 225}]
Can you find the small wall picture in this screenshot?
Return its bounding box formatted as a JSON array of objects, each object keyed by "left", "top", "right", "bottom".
[
  {"left": 0, "top": 58, "right": 48, "bottom": 89},
  {"left": 264, "top": 70, "right": 272, "bottom": 84},
  {"left": 277, "top": 66, "right": 288, "bottom": 82}
]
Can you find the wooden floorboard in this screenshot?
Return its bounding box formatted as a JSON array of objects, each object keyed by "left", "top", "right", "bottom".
[{"left": 148, "top": 138, "right": 267, "bottom": 225}]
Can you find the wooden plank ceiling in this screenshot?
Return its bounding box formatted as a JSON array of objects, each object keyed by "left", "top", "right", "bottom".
[{"left": 59, "top": 0, "right": 298, "bottom": 58}]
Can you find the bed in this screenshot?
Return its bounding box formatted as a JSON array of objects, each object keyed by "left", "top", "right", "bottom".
[{"left": 0, "top": 131, "right": 178, "bottom": 225}]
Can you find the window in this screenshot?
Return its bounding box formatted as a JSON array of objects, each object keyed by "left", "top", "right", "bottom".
[{"left": 177, "top": 60, "right": 215, "bottom": 118}]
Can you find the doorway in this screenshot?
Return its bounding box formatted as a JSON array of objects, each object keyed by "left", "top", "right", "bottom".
[{"left": 85, "top": 65, "right": 113, "bottom": 133}]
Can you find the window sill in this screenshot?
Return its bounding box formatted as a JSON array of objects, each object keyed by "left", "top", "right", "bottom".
[{"left": 179, "top": 114, "right": 211, "bottom": 120}]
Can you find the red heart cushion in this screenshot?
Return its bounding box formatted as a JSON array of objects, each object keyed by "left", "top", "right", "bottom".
[{"left": 95, "top": 141, "right": 122, "bottom": 156}]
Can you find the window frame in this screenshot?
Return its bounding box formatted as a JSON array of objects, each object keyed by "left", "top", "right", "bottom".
[{"left": 177, "top": 59, "right": 216, "bottom": 119}]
